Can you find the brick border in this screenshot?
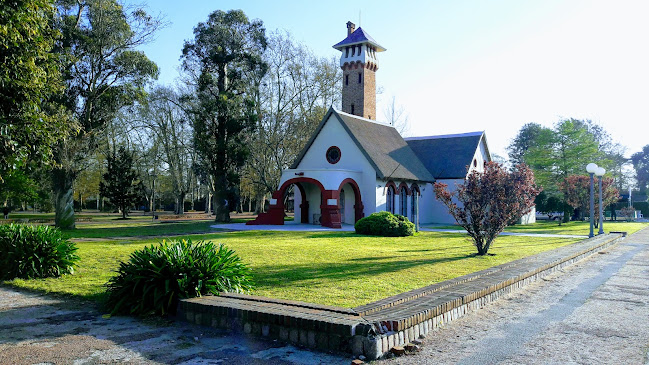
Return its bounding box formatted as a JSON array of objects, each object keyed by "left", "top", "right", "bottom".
[{"left": 177, "top": 233, "right": 625, "bottom": 360}]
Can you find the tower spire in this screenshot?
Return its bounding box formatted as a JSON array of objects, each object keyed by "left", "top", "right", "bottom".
[{"left": 333, "top": 22, "right": 386, "bottom": 120}]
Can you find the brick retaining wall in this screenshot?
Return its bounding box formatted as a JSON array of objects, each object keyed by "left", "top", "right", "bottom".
[{"left": 177, "top": 233, "right": 624, "bottom": 360}]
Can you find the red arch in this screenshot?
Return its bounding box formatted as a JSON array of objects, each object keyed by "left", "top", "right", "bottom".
[
  {"left": 398, "top": 182, "right": 411, "bottom": 195},
  {"left": 338, "top": 178, "right": 365, "bottom": 223},
  {"left": 410, "top": 183, "right": 421, "bottom": 195},
  {"left": 278, "top": 177, "right": 325, "bottom": 197}
]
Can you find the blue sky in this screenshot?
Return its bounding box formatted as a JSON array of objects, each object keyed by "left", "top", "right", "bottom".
[{"left": 127, "top": 0, "right": 649, "bottom": 160}]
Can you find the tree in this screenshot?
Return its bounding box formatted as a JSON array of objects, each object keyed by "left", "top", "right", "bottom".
[
  {"left": 506, "top": 123, "right": 547, "bottom": 166},
  {"left": 51, "top": 0, "right": 161, "bottom": 228},
  {"left": 434, "top": 162, "right": 541, "bottom": 255},
  {"left": 631, "top": 145, "right": 649, "bottom": 195},
  {"left": 384, "top": 95, "right": 410, "bottom": 136},
  {"left": 138, "top": 87, "right": 194, "bottom": 214},
  {"left": 0, "top": 0, "right": 70, "bottom": 180},
  {"left": 181, "top": 9, "right": 267, "bottom": 222},
  {"left": 558, "top": 174, "right": 620, "bottom": 223},
  {"left": 99, "top": 147, "right": 139, "bottom": 218}
]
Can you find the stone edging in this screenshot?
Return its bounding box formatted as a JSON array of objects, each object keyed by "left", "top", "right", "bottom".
[{"left": 177, "top": 233, "right": 625, "bottom": 360}]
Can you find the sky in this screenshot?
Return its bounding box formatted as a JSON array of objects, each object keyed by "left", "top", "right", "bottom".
[{"left": 125, "top": 0, "right": 649, "bottom": 160}]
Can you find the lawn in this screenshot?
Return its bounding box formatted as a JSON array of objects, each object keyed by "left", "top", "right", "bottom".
[
  {"left": 6, "top": 228, "right": 582, "bottom": 308},
  {"left": 435, "top": 220, "right": 649, "bottom": 236}
]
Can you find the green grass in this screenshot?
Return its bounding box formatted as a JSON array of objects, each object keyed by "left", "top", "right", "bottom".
[
  {"left": 5, "top": 230, "right": 581, "bottom": 308},
  {"left": 435, "top": 220, "right": 649, "bottom": 236}
]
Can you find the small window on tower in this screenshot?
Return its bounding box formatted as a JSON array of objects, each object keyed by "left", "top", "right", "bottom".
[
  {"left": 358, "top": 73, "right": 362, "bottom": 83},
  {"left": 345, "top": 74, "right": 349, "bottom": 85},
  {"left": 345, "top": 47, "right": 349, "bottom": 57},
  {"left": 351, "top": 104, "right": 355, "bottom": 115}
]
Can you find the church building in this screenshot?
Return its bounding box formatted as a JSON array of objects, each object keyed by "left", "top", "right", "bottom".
[{"left": 247, "top": 22, "right": 491, "bottom": 228}]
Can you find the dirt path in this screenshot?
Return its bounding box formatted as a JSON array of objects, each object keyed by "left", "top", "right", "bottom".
[
  {"left": 0, "top": 289, "right": 348, "bottom": 364},
  {"left": 385, "top": 228, "right": 649, "bottom": 364}
]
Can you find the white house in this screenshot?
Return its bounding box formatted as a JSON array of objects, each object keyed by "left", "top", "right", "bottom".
[{"left": 247, "top": 22, "right": 491, "bottom": 228}]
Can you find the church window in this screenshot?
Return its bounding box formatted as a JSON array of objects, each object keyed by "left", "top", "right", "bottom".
[
  {"left": 326, "top": 146, "right": 341, "bottom": 164},
  {"left": 345, "top": 74, "right": 349, "bottom": 85},
  {"left": 358, "top": 73, "right": 362, "bottom": 83},
  {"left": 351, "top": 104, "right": 355, "bottom": 115},
  {"left": 400, "top": 187, "right": 408, "bottom": 216},
  {"left": 345, "top": 47, "right": 349, "bottom": 57},
  {"left": 386, "top": 186, "right": 395, "bottom": 214}
]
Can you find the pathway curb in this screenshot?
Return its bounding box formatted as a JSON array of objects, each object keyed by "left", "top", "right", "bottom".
[{"left": 177, "top": 232, "right": 625, "bottom": 360}]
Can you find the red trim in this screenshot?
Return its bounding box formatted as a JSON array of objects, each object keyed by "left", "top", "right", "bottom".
[
  {"left": 338, "top": 178, "right": 365, "bottom": 223},
  {"left": 398, "top": 182, "right": 411, "bottom": 195},
  {"left": 410, "top": 183, "right": 421, "bottom": 195}
]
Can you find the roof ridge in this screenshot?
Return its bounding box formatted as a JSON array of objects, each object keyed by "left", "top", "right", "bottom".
[
  {"left": 334, "top": 108, "right": 393, "bottom": 127},
  {"left": 404, "top": 131, "right": 484, "bottom": 141}
]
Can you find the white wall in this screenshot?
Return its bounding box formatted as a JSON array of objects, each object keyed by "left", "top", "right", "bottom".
[
  {"left": 290, "top": 113, "right": 378, "bottom": 217},
  {"left": 427, "top": 178, "right": 463, "bottom": 225}
]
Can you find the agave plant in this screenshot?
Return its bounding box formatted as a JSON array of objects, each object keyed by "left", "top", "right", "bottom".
[
  {"left": 106, "top": 239, "right": 254, "bottom": 316},
  {"left": 0, "top": 224, "right": 79, "bottom": 280}
]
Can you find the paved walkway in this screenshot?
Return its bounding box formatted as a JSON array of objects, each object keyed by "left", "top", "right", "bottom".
[
  {"left": 212, "top": 222, "right": 587, "bottom": 238},
  {"left": 386, "top": 227, "right": 649, "bottom": 364}
]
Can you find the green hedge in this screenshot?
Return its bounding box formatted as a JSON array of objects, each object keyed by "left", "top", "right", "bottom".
[
  {"left": 354, "top": 211, "right": 415, "bottom": 237},
  {"left": 0, "top": 224, "right": 79, "bottom": 280},
  {"left": 106, "top": 239, "right": 254, "bottom": 316}
]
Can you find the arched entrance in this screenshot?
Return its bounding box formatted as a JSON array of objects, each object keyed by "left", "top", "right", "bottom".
[{"left": 338, "top": 178, "right": 364, "bottom": 224}]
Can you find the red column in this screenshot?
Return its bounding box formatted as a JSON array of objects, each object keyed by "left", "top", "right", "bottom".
[{"left": 320, "top": 190, "right": 341, "bottom": 228}]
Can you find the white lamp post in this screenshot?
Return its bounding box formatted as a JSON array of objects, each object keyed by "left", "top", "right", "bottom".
[
  {"left": 586, "top": 163, "right": 598, "bottom": 238},
  {"left": 596, "top": 167, "right": 606, "bottom": 234}
]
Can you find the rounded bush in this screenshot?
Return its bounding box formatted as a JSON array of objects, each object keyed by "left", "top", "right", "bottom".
[
  {"left": 354, "top": 211, "right": 415, "bottom": 237},
  {"left": 106, "top": 239, "right": 254, "bottom": 316},
  {"left": 0, "top": 224, "right": 79, "bottom": 280}
]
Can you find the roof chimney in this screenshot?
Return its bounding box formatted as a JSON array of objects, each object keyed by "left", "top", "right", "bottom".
[{"left": 346, "top": 21, "right": 355, "bottom": 36}]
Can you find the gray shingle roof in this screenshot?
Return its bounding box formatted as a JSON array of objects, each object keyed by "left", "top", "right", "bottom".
[
  {"left": 291, "top": 108, "right": 434, "bottom": 182},
  {"left": 405, "top": 132, "right": 489, "bottom": 179},
  {"left": 332, "top": 27, "right": 386, "bottom": 52}
]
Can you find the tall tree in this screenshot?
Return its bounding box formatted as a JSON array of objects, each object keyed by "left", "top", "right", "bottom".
[
  {"left": 0, "top": 0, "right": 70, "bottom": 180},
  {"left": 181, "top": 9, "right": 267, "bottom": 222},
  {"left": 52, "top": 0, "right": 160, "bottom": 228},
  {"left": 631, "top": 145, "right": 649, "bottom": 195},
  {"left": 434, "top": 162, "right": 541, "bottom": 255},
  {"left": 99, "top": 146, "right": 139, "bottom": 219},
  {"left": 138, "top": 87, "right": 194, "bottom": 214},
  {"left": 506, "top": 123, "right": 547, "bottom": 166}
]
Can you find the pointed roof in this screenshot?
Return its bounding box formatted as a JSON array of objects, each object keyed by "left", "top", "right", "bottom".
[
  {"left": 291, "top": 108, "right": 434, "bottom": 182},
  {"left": 405, "top": 132, "right": 491, "bottom": 179},
  {"left": 332, "top": 27, "right": 386, "bottom": 52}
]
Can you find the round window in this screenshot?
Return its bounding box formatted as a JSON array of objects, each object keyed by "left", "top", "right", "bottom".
[{"left": 326, "top": 146, "right": 341, "bottom": 164}]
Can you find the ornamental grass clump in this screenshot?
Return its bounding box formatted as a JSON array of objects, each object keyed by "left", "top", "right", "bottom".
[
  {"left": 354, "top": 211, "right": 415, "bottom": 237},
  {"left": 0, "top": 224, "right": 79, "bottom": 280},
  {"left": 106, "top": 239, "right": 253, "bottom": 316}
]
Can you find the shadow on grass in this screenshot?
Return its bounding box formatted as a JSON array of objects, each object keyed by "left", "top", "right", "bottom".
[{"left": 252, "top": 253, "right": 477, "bottom": 289}]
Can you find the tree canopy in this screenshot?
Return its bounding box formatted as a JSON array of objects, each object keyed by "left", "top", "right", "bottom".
[{"left": 181, "top": 9, "right": 267, "bottom": 222}]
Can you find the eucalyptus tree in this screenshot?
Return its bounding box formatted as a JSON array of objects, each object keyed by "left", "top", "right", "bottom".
[
  {"left": 181, "top": 9, "right": 267, "bottom": 222},
  {"left": 52, "top": 0, "right": 161, "bottom": 228},
  {"left": 0, "top": 0, "right": 70, "bottom": 181}
]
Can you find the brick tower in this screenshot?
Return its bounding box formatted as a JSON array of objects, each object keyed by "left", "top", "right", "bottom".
[{"left": 333, "top": 21, "right": 386, "bottom": 120}]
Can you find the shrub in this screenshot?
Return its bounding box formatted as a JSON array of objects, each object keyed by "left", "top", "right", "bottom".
[
  {"left": 106, "top": 239, "right": 254, "bottom": 316},
  {"left": 0, "top": 224, "right": 79, "bottom": 280},
  {"left": 354, "top": 211, "right": 415, "bottom": 237}
]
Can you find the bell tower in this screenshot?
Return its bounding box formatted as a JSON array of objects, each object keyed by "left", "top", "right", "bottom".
[{"left": 333, "top": 21, "right": 386, "bottom": 120}]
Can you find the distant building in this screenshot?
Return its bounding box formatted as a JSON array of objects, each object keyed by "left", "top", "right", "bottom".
[{"left": 248, "top": 22, "right": 491, "bottom": 228}]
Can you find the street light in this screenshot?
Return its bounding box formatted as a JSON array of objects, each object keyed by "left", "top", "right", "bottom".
[
  {"left": 596, "top": 167, "right": 606, "bottom": 234},
  {"left": 586, "top": 163, "right": 598, "bottom": 238}
]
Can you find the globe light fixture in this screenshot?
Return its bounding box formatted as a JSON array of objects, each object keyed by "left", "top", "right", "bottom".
[
  {"left": 595, "top": 167, "right": 606, "bottom": 234},
  {"left": 586, "top": 163, "right": 598, "bottom": 238}
]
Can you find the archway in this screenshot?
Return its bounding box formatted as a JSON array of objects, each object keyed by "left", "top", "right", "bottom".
[{"left": 338, "top": 178, "right": 364, "bottom": 224}]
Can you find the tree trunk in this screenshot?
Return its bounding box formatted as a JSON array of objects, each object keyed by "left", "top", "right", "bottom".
[
  {"left": 254, "top": 193, "right": 266, "bottom": 214},
  {"left": 175, "top": 192, "right": 186, "bottom": 214},
  {"left": 52, "top": 167, "right": 76, "bottom": 229},
  {"left": 212, "top": 178, "right": 230, "bottom": 222}
]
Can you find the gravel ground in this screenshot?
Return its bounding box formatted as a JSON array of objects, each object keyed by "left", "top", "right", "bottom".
[
  {"left": 0, "top": 289, "right": 348, "bottom": 364},
  {"left": 384, "top": 228, "right": 649, "bottom": 365}
]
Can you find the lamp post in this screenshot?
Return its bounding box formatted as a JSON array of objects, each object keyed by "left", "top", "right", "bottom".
[
  {"left": 596, "top": 167, "right": 606, "bottom": 234},
  {"left": 586, "top": 163, "right": 598, "bottom": 238}
]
